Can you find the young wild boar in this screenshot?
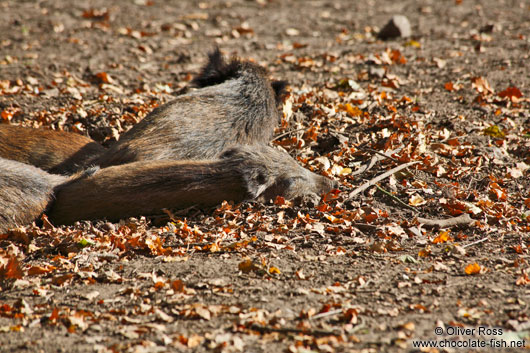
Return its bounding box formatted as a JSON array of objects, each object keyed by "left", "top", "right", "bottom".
[
  {"left": 96, "top": 49, "right": 288, "bottom": 167},
  {"left": 0, "top": 125, "right": 105, "bottom": 175},
  {"left": 0, "top": 145, "right": 335, "bottom": 230},
  {"left": 47, "top": 145, "right": 336, "bottom": 225},
  {"left": 0, "top": 157, "right": 67, "bottom": 233}
]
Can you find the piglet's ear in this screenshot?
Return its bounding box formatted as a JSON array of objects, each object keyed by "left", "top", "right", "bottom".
[
  {"left": 271, "top": 80, "right": 289, "bottom": 104},
  {"left": 192, "top": 48, "right": 241, "bottom": 88}
]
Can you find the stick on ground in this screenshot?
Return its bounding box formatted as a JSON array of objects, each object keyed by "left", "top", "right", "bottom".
[
  {"left": 417, "top": 213, "right": 474, "bottom": 228},
  {"left": 348, "top": 161, "right": 419, "bottom": 199}
]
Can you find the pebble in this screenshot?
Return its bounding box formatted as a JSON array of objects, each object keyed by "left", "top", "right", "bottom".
[{"left": 378, "top": 15, "right": 411, "bottom": 40}]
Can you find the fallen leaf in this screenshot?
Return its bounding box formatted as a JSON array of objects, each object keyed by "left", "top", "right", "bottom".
[
  {"left": 465, "top": 263, "right": 481, "bottom": 275},
  {"left": 0, "top": 256, "right": 23, "bottom": 280},
  {"left": 483, "top": 125, "right": 505, "bottom": 138},
  {"left": 471, "top": 76, "right": 493, "bottom": 95},
  {"left": 498, "top": 86, "right": 522, "bottom": 102},
  {"left": 27, "top": 265, "right": 56, "bottom": 276},
  {"left": 195, "top": 306, "right": 211, "bottom": 320},
  {"left": 433, "top": 231, "right": 452, "bottom": 244},
  {"left": 268, "top": 266, "right": 281, "bottom": 275},
  {"left": 444, "top": 82, "right": 455, "bottom": 91},
  {"left": 238, "top": 259, "right": 260, "bottom": 274},
  {"left": 409, "top": 194, "right": 426, "bottom": 206},
  {"left": 171, "top": 279, "right": 186, "bottom": 293},
  {"left": 95, "top": 72, "right": 113, "bottom": 84}
]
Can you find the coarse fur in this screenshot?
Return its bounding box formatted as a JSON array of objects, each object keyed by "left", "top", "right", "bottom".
[
  {"left": 96, "top": 49, "right": 287, "bottom": 167},
  {"left": 192, "top": 48, "right": 288, "bottom": 105},
  {"left": 191, "top": 48, "right": 242, "bottom": 88},
  {"left": 0, "top": 125, "right": 105, "bottom": 175},
  {"left": 0, "top": 145, "right": 337, "bottom": 228},
  {"left": 0, "top": 50, "right": 287, "bottom": 172},
  {"left": 50, "top": 145, "right": 336, "bottom": 225},
  {"left": 0, "top": 157, "right": 67, "bottom": 233},
  {"left": 220, "top": 145, "right": 337, "bottom": 203}
]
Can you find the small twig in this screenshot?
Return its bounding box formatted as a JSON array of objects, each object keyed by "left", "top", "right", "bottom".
[
  {"left": 272, "top": 128, "right": 307, "bottom": 141},
  {"left": 249, "top": 324, "right": 339, "bottom": 337},
  {"left": 367, "top": 148, "right": 400, "bottom": 163},
  {"left": 349, "top": 316, "right": 366, "bottom": 334},
  {"left": 417, "top": 213, "right": 474, "bottom": 228},
  {"left": 375, "top": 185, "right": 418, "bottom": 212},
  {"left": 352, "top": 147, "right": 402, "bottom": 176},
  {"left": 351, "top": 155, "right": 380, "bottom": 176},
  {"left": 311, "top": 309, "right": 343, "bottom": 321},
  {"left": 349, "top": 161, "right": 419, "bottom": 199},
  {"left": 462, "top": 236, "right": 489, "bottom": 249}
]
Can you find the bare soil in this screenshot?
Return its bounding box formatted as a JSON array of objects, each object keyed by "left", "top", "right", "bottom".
[{"left": 0, "top": 0, "right": 529, "bottom": 352}]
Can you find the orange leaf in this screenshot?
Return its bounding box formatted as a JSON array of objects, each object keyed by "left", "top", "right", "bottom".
[
  {"left": 316, "top": 203, "right": 329, "bottom": 212},
  {"left": 268, "top": 266, "right": 281, "bottom": 275},
  {"left": 27, "top": 265, "right": 56, "bottom": 276},
  {"left": 489, "top": 183, "right": 507, "bottom": 201},
  {"left": 339, "top": 103, "right": 363, "bottom": 117},
  {"left": 303, "top": 126, "right": 318, "bottom": 141},
  {"left": 498, "top": 86, "right": 522, "bottom": 102},
  {"left": 153, "top": 281, "right": 165, "bottom": 290},
  {"left": 171, "top": 279, "right": 186, "bottom": 293},
  {"left": 49, "top": 307, "right": 60, "bottom": 321},
  {"left": 274, "top": 196, "right": 286, "bottom": 205},
  {"left": 447, "top": 138, "right": 460, "bottom": 146},
  {"left": 390, "top": 49, "right": 407, "bottom": 64},
  {"left": 238, "top": 259, "right": 259, "bottom": 273},
  {"left": 51, "top": 273, "right": 73, "bottom": 286},
  {"left": 95, "top": 72, "right": 112, "bottom": 84},
  {"left": 418, "top": 247, "right": 431, "bottom": 257},
  {"left": 1, "top": 110, "right": 12, "bottom": 121},
  {"left": 0, "top": 256, "right": 23, "bottom": 279},
  {"left": 343, "top": 308, "right": 358, "bottom": 323},
  {"left": 363, "top": 213, "right": 378, "bottom": 223},
  {"left": 465, "top": 263, "right": 481, "bottom": 275},
  {"left": 444, "top": 82, "right": 454, "bottom": 91},
  {"left": 443, "top": 199, "right": 467, "bottom": 216},
  {"left": 433, "top": 231, "right": 452, "bottom": 244}
]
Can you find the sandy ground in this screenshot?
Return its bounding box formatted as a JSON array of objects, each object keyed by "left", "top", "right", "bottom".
[{"left": 0, "top": 0, "right": 529, "bottom": 352}]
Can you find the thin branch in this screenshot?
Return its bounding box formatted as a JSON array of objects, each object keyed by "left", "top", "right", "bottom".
[
  {"left": 351, "top": 147, "right": 402, "bottom": 176},
  {"left": 462, "top": 236, "right": 489, "bottom": 249},
  {"left": 367, "top": 148, "right": 400, "bottom": 163},
  {"left": 311, "top": 309, "right": 343, "bottom": 320},
  {"left": 272, "top": 128, "right": 307, "bottom": 141},
  {"left": 417, "top": 213, "right": 474, "bottom": 228},
  {"left": 351, "top": 155, "right": 379, "bottom": 176},
  {"left": 348, "top": 161, "right": 419, "bottom": 199}
]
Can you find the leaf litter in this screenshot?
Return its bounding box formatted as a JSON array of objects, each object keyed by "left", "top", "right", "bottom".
[{"left": 0, "top": 0, "right": 529, "bottom": 352}]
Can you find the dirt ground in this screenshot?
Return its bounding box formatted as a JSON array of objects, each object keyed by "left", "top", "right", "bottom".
[{"left": 1, "top": 0, "right": 530, "bottom": 352}]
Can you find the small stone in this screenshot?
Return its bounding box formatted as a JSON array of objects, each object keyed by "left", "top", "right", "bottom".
[
  {"left": 101, "top": 222, "right": 116, "bottom": 232},
  {"left": 378, "top": 15, "right": 411, "bottom": 40}
]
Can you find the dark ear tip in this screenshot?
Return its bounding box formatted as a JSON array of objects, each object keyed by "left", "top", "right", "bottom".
[
  {"left": 271, "top": 80, "right": 289, "bottom": 103},
  {"left": 191, "top": 48, "right": 241, "bottom": 88},
  {"left": 208, "top": 47, "right": 222, "bottom": 60},
  {"left": 272, "top": 80, "right": 288, "bottom": 89}
]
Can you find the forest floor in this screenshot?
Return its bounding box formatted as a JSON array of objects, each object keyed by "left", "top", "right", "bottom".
[{"left": 0, "top": 0, "right": 529, "bottom": 352}]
